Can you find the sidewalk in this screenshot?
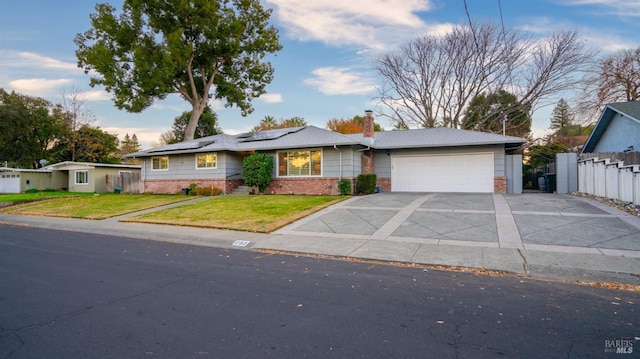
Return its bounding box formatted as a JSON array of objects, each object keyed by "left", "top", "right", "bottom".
[{"left": 1, "top": 193, "right": 639, "bottom": 285}]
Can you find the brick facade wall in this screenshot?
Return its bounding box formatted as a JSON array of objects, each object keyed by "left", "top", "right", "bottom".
[
  {"left": 142, "top": 179, "right": 242, "bottom": 195},
  {"left": 264, "top": 177, "right": 349, "bottom": 195},
  {"left": 361, "top": 150, "right": 374, "bottom": 174},
  {"left": 494, "top": 176, "right": 507, "bottom": 194},
  {"left": 376, "top": 177, "right": 392, "bottom": 192}
]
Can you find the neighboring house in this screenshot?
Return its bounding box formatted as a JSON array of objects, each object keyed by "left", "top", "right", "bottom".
[
  {"left": 581, "top": 101, "right": 640, "bottom": 154},
  {"left": 126, "top": 113, "right": 525, "bottom": 195},
  {"left": 0, "top": 162, "right": 141, "bottom": 193}
]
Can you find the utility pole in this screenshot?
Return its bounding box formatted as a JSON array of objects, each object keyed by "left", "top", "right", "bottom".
[{"left": 502, "top": 114, "right": 508, "bottom": 135}]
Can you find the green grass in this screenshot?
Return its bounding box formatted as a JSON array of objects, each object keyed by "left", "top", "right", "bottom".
[
  {"left": 0, "top": 193, "right": 193, "bottom": 219},
  {"left": 0, "top": 191, "right": 95, "bottom": 203},
  {"left": 124, "top": 195, "right": 348, "bottom": 233}
]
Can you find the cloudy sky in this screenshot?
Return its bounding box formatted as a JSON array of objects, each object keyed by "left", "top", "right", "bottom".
[{"left": 1, "top": 0, "right": 639, "bottom": 148}]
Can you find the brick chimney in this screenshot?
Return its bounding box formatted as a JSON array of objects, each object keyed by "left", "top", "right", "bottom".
[{"left": 363, "top": 110, "right": 374, "bottom": 138}]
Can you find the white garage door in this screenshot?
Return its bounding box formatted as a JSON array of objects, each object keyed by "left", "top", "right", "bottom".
[
  {"left": 391, "top": 153, "right": 494, "bottom": 192},
  {"left": 0, "top": 173, "right": 21, "bottom": 193}
]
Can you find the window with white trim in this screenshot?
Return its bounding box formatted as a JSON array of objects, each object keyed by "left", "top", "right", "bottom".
[
  {"left": 278, "top": 149, "right": 322, "bottom": 177},
  {"left": 152, "top": 157, "right": 169, "bottom": 171},
  {"left": 196, "top": 153, "right": 217, "bottom": 169},
  {"left": 75, "top": 170, "right": 89, "bottom": 185}
]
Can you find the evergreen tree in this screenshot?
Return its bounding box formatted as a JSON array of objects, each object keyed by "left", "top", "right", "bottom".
[
  {"left": 549, "top": 99, "right": 575, "bottom": 135},
  {"left": 252, "top": 116, "right": 307, "bottom": 132},
  {"left": 120, "top": 133, "right": 141, "bottom": 156},
  {"left": 462, "top": 90, "right": 532, "bottom": 138}
]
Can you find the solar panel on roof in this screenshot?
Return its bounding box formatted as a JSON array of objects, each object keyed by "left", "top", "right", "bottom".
[
  {"left": 236, "top": 126, "right": 304, "bottom": 142},
  {"left": 146, "top": 139, "right": 216, "bottom": 153}
]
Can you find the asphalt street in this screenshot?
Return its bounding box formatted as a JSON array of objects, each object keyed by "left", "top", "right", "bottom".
[{"left": 1, "top": 225, "right": 638, "bottom": 358}]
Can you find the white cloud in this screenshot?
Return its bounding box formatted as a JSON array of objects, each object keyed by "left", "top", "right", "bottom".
[
  {"left": 560, "top": 0, "right": 640, "bottom": 16},
  {"left": 78, "top": 90, "right": 111, "bottom": 101},
  {"left": 8, "top": 78, "right": 73, "bottom": 97},
  {"left": 208, "top": 98, "right": 225, "bottom": 110},
  {"left": 265, "top": 0, "right": 446, "bottom": 50},
  {"left": 304, "top": 67, "right": 377, "bottom": 95},
  {"left": 0, "top": 50, "right": 77, "bottom": 71},
  {"left": 517, "top": 16, "right": 637, "bottom": 53},
  {"left": 258, "top": 93, "right": 283, "bottom": 103}
]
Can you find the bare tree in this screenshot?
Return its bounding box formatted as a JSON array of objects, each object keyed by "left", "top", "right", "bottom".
[
  {"left": 374, "top": 22, "right": 592, "bottom": 130},
  {"left": 56, "top": 87, "right": 97, "bottom": 161},
  {"left": 577, "top": 47, "right": 640, "bottom": 122}
]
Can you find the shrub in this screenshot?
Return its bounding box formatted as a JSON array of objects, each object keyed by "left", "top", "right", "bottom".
[
  {"left": 24, "top": 188, "right": 57, "bottom": 193},
  {"left": 338, "top": 179, "right": 351, "bottom": 195},
  {"left": 194, "top": 186, "right": 222, "bottom": 196},
  {"left": 356, "top": 174, "right": 377, "bottom": 194},
  {"left": 242, "top": 153, "right": 273, "bottom": 193}
]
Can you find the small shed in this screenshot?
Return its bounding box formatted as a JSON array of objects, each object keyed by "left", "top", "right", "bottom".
[
  {"left": 0, "top": 162, "right": 141, "bottom": 193},
  {"left": 46, "top": 162, "right": 141, "bottom": 193}
]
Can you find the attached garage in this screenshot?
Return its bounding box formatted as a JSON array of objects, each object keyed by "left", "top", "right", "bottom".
[
  {"left": 391, "top": 152, "right": 494, "bottom": 193},
  {"left": 0, "top": 173, "right": 21, "bottom": 193}
]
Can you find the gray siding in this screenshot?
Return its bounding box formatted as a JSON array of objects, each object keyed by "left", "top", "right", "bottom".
[
  {"left": 143, "top": 152, "right": 241, "bottom": 180},
  {"left": 373, "top": 145, "right": 505, "bottom": 177},
  {"left": 324, "top": 147, "right": 359, "bottom": 178},
  {"left": 594, "top": 114, "right": 640, "bottom": 152}
]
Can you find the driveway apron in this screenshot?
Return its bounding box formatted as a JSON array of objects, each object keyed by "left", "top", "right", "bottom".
[{"left": 276, "top": 192, "right": 640, "bottom": 257}]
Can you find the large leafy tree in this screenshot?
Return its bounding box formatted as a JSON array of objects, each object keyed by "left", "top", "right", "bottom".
[
  {"left": 53, "top": 125, "right": 120, "bottom": 164},
  {"left": 75, "top": 0, "right": 282, "bottom": 141},
  {"left": 375, "top": 23, "right": 591, "bottom": 129},
  {"left": 462, "top": 90, "right": 532, "bottom": 138},
  {"left": 0, "top": 89, "right": 66, "bottom": 168}
]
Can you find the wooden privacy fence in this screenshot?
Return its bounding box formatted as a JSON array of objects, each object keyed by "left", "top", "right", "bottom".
[
  {"left": 578, "top": 155, "right": 640, "bottom": 206},
  {"left": 105, "top": 172, "right": 140, "bottom": 194}
]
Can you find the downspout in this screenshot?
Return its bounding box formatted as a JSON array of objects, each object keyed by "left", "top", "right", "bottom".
[{"left": 333, "top": 145, "right": 342, "bottom": 179}]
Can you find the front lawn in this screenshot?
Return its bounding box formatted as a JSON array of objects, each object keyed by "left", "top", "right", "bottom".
[
  {"left": 0, "top": 193, "right": 193, "bottom": 219},
  {"left": 0, "top": 191, "right": 95, "bottom": 203},
  {"left": 123, "top": 195, "right": 348, "bottom": 233}
]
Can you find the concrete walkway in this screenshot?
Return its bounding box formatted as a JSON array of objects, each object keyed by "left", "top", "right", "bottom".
[{"left": 1, "top": 193, "right": 639, "bottom": 285}]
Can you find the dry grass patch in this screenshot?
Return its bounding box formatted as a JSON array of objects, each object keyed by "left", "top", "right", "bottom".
[
  {"left": 1, "top": 193, "right": 193, "bottom": 219},
  {"left": 123, "top": 195, "right": 348, "bottom": 233}
]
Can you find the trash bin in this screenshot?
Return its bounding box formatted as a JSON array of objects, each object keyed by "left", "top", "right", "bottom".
[
  {"left": 532, "top": 172, "right": 543, "bottom": 191},
  {"left": 114, "top": 186, "right": 121, "bottom": 194},
  {"left": 181, "top": 188, "right": 189, "bottom": 195},
  {"left": 537, "top": 176, "right": 546, "bottom": 191},
  {"left": 543, "top": 174, "right": 556, "bottom": 193}
]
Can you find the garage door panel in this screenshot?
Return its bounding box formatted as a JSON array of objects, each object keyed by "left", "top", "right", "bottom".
[
  {"left": 0, "top": 174, "right": 21, "bottom": 193},
  {"left": 391, "top": 153, "right": 494, "bottom": 193}
]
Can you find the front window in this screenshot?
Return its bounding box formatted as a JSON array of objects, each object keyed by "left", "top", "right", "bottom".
[
  {"left": 196, "top": 153, "right": 217, "bottom": 169},
  {"left": 152, "top": 157, "right": 168, "bottom": 171},
  {"left": 75, "top": 170, "right": 89, "bottom": 185},
  {"left": 278, "top": 150, "right": 322, "bottom": 177}
]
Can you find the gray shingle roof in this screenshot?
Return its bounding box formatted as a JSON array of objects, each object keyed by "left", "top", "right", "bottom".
[
  {"left": 347, "top": 127, "right": 525, "bottom": 149},
  {"left": 126, "top": 125, "right": 526, "bottom": 158}
]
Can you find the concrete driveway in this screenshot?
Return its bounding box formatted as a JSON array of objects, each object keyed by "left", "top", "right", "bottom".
[{"left": 275, "top": 192, "right": 640, "bottom": 256}]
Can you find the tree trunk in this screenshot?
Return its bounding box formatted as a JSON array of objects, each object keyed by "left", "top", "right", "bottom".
[{"left": 183, "top": 102, "right": 206, "bottom": 141}]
